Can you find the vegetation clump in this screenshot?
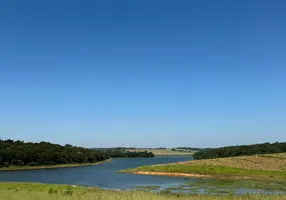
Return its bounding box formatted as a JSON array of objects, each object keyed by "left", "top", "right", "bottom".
[
  {"left": 104, "top": 149, "right": 154, "bottom": 158},
  {"left": 0, "top": 139, "right": 109, "bottom": 168},
  {"left": 0, "top": 139, "right": 155, "bottom": 170},
  {"left": 0, "top": 182, "right": 285, "bottom": 200}
]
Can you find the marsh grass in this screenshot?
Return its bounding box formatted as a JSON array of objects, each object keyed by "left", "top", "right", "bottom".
[
  {"left": 0, "top": 182, "right": 285, "bottom": 200},
  {"left": 161, "top": 179, "right": 286, "bottom": 195},
  {"left": 135, "top": 185, "right": 161, "bottom": 190},
  {"left": 183, "top": 179, "right": 286, "bottom": 190}
]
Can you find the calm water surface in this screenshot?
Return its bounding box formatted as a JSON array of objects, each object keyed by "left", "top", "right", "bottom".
[{"left": 0, "top": 156, "right": 192, "bottom": 189}]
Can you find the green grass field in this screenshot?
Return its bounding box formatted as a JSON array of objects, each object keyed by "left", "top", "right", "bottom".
[
  {"left": 121, "top": 153, "right": 286, "bottom": 180},
  {"left": 123, "top": 164, "right": 286, "bottom": 180},
  {"left": 0, "top": 182, "right": 285, "bottom": 200}
]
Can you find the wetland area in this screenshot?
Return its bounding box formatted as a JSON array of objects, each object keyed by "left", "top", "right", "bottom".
[{"left": 0, "top": 156, "right": 285, "bottom": 195}]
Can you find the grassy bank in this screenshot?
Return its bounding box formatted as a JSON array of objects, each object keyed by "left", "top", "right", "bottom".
[
  {"left": 121, "top": 153, "right": 286, "bottom": 180},
  {"left": 0, "top": 159, "right": 111, "bottom": 171},
  {"left": 128, "top": 148, "right": 195, "bottom": 156},
  {"left": 0, "top": 182, "right": 285, "bottom": 200}
]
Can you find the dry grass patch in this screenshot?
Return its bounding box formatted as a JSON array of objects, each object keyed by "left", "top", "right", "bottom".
[{"left": 186, "top": 153, "right": 286, "bottom": 171}]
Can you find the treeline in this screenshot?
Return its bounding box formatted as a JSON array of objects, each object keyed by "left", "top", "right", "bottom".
[
  {"left": 0, "top": 139, "right": 109, "bottom": 168},
  {"left": 174, "top": 147, "right": 204, "bottom": 151},
  {"left": 103, "top": 149, "right": 154, "bottom": 158},
  {"left": 193, "top": 142, "right": 286, "bottom": 160}
]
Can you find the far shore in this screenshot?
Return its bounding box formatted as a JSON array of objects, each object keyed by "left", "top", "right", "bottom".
[
  {"left": 131, "top": 171, "right": 211, "bottom": 178},
  {"left": 128, "top": 148, "right": 196, "bottom": 156},
  {"left": 0, "top": 159, "right": 112, "bottom": 172},
  {"left": 120, "top": 153, "right": 286, "bottom": 181}
]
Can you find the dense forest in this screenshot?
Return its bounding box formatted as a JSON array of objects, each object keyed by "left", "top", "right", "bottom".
[
  {"left": 105, "top": 149, "right": 154, "bottom": 158},
  {"left": 0, "top": 139, "right": 109, "bottom": 168},
  {"left": 94, "top": 148, "right": 155, "bottom": 158},
  {"left": 0, "top": 140, "right": 155, "bottom": 168},
  {"left": 193, "top": 142, "right": 286, "bottom": 160}
]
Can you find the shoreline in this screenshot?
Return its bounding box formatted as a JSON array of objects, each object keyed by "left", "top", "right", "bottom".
[
  {"left": 132, "top": 171, "right": 211, "bottom": 178},
  {"left": 128, "top": 149, "right": 196, "bottom": 156},
  {"left": 122, "top": 170, "right": 282, "bottom": 181},
  {"left": 120, "top": 153, "right": 286, "bottom": 181},
  {"left": 0, "top": 159, "right": 112, "bottom": 172},
  {"left": 129, "top": 171, "right": 256, "bottom": 180}
]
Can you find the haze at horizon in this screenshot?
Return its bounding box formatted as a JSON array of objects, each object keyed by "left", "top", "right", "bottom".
[{"left": 0, "top": 0, "right": 286, "bottom": 148}]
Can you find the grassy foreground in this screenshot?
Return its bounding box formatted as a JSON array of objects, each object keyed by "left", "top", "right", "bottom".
[
  {"left": 121, "top": 153, "right": 286, "bottom": 180},
  {"left": 0, "top": 182, "right": 285, "bottom": 200},
  {"left": 0, "top": 159, "right": 111, "bottom": 171}
]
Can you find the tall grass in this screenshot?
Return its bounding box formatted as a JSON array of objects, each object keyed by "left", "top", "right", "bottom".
[{"left": 0, "top": 183, "right": 285, "bottom": 200}]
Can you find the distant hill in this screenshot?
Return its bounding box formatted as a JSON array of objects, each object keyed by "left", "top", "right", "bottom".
[
  {"left": 193, "top": 142, "right": 286, "bottom": 160},
  {"left": 176, "top": 147, "right": 206, "bottom": 151}
]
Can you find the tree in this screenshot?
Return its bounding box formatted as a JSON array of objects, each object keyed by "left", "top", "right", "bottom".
[
  {"left": 0, "top": 139, "right": 110, "bottom": 168},
  {"left": 193, "top": 142, "right": 286, "bottom": 160}
]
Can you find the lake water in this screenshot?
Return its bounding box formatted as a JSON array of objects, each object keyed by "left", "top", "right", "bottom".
[
  {"left": 0, "top": 156, "right": 192, "bottom": 189},
  {"left": 0, "top": 156, "right": 285, "bottom": 194}
]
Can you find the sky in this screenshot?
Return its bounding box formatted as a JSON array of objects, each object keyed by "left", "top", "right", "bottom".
[{"left": 0, "top": 0, "right": 286, "bottom": 148}]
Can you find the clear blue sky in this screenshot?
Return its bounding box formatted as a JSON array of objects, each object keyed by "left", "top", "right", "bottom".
[{"left": 0, "top": 0, "right": 285, "bottom": 148}]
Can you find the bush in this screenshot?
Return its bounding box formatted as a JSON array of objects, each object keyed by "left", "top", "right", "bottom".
[{"left": 63, "top": 190, "right": 73, "bottom": 196}]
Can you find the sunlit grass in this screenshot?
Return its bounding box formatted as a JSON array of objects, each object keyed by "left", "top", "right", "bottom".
[
  {"left": 0, "top": 182, "right": 285, "bottom": 200},
  {"left": 121, "top": 153, "right": 286, "bottom": 180},
  {"left": 188, "top": 153, "right": 286, "bottom": 171},
  {"left": 122, "top": 164, "right": 286, "bottom": 179}
]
